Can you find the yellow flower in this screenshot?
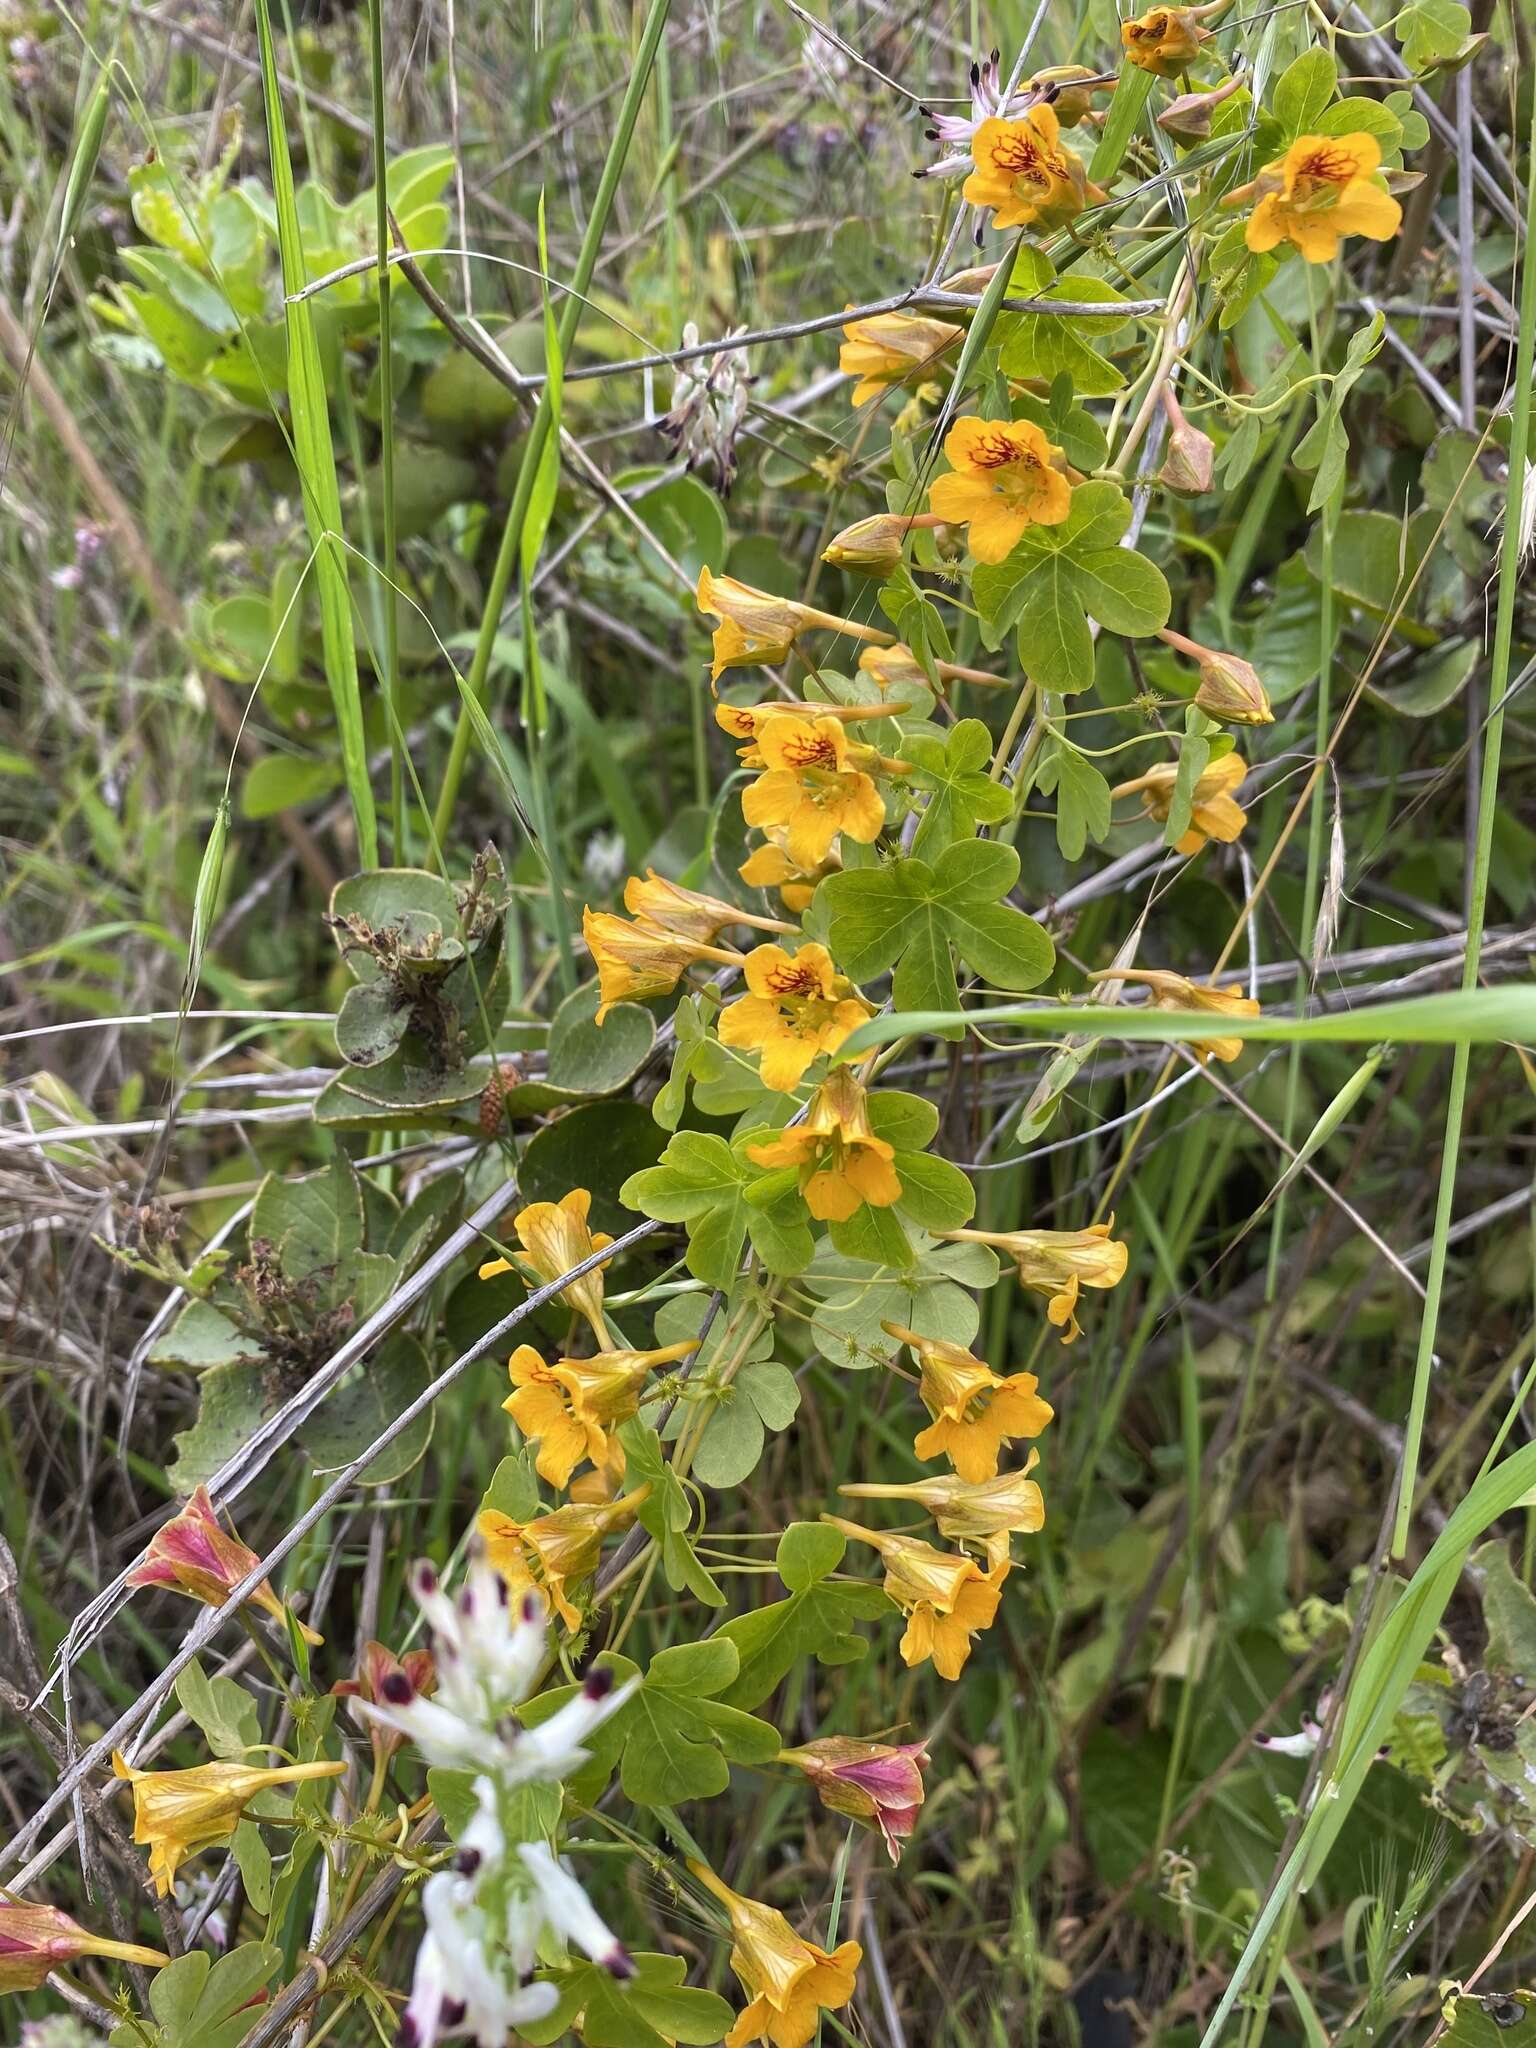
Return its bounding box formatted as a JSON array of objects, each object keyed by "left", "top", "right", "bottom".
[
  {"left": 1121, "top": 6, "right": 1212, "bottom": 75},
  {"left": 583, "top": 906, "right": 742, "bottom": 1022},
  {"left": 929, "top": 415, "right": 1072, "bottom": 565},
  {"left": 112, "top": 1751, "right": 345, "bottom": 1897},
  {"left": 842, "top": 1458, "right": 1046, "bottom": 1564},
  {"left": 823, "top": 1517, "right": 1008, "bottom": 1680},
  {"left": 739, "top": 832, "right": 836, "bottom": 916},
  {"left": 1235, "top": 133, "right": 1402, "bottom": 264},
  {"left": 1099, "top": 967, "right": 1260, "bottom": 1064},
  {"left": 1190, "top": 651, "right": 1273, "bottom": 725},
  {"left": 882, "top": 1322, "right": 1053, "bottom": 1480},
  {"left": 717, "top": 941, "right": 874, "bottom": 1093},
  {"left": 962, "top": 109, "right": 1102, "bottom": 230},
  {"left": 1114, "top": 752, "right": 1249, "bottom": 854},
  {"left": 477, "top": 1489, "right": 647, "bottom": 1631},
  {"left": 696, "top": 568, "right": 812, "bottom": 679},
  {"left": 504, "top": 1339, "right": 698, "bottom": 1490},
  {"left": 0, "top": 1903, "right": 168, "bottom": 1993},
  {"left": 1023, "top": 64, "right": 1105, "bottom": 125},
  {"left": 944, "top": 1223, "right": 1129, "bottom": 1343},
  {"left": 479, "top": 1189, "right": 615, "bottom": 1344},
  {"left": 746, "top": 1068, "right": 901, "bottom": 1222},
  {"left": 740, "top": 715, "right": 894, "bottom": 869},
  {"left": 715, "top": 698, "right": 898, "bottom": 743},
  {"left": 839, "top": 309, "right": 962, "bottom": 406},
  {"left": 690, "top": 1862, "right": 862, "bottom": 2048}
]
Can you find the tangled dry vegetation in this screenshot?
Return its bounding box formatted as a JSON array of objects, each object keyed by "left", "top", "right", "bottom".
[{"left": 2, "top": 0, "right": 1536, "bottom": 2045}]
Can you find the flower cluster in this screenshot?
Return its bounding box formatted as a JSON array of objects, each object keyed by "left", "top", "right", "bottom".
[{"left": 348, "top": 1551, "right": 640, "bottom": 2048}]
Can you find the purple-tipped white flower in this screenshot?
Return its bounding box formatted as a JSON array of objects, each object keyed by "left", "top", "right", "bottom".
[
  {"left": 518, "top": 1842, "right": 632, "bottom": 1974},
  {"left": 660, "top": 323, "right": 754, "bottom": 494},
  {"left": 918, "top": 51, "right": 1031, "bottom": 179}
]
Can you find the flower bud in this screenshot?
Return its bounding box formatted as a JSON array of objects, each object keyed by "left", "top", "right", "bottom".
[
  {"left": 0, "top": 1903, "right": 168, "bottom": 1993},
  {"left": 1193, "top": 650, "right": 1273, "bottom": 725},
  {"left": 822, "top": 514, "right": 922, "bottom": 577},
  {"left": 1158, "top": 390, "right": 1214, "bottom": 493},
  {"left": 1157, "top": 71, "right": 1244, "bottom": 138}
]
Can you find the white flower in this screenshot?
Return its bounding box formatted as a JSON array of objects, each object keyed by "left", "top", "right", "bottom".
[{"left": 659, "top": 323, "right": 753, "bottom": 493}]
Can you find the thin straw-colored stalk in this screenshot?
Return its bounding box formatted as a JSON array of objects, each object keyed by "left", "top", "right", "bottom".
[
  {"left": 251, "top": 0, "right": 377, "bottom": 865},
  {"left": 1390, "top": 94, "right": 1536, "bottom": 1562},
  {"left": 431, "top": 0, "right": 674, "bottom": 848}
]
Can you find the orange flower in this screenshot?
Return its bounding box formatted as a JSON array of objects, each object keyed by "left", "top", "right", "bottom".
[
  {"left": 479, "top": 1189, "right": 615, "bottom": 1344},
  {"left": 1237, "top": 133, "right": 1402, "bottom": 264},
  {"left": 717, "top": 941, "right": 873, "bottom": 1093},
  {"left": 740, "top": 714, "right": 894, "bottom": 869},
  {"left": 928, "top": 416, "right": 1072, "bottom": 565},
  {"left": 747, "top": 1068, "right": 901, "bottom": 1221},
  {"left": 883, "top": 1322, "right": 1053, "bottom": 1480},
  {"left": 503, "top": 1339, "right": 698, "bottom": 1489},
  {"left": 690, "top": 1862, "right": 861, "bottom": 2048},
  {"left": 962, "top": 108, "right": 1102, "bottom": 229},
  {"left": 1121, "top": 6, "right": 1212, "bottom": 75},
  {"left": 823, "top": 1517, "right": 1008, "bottom": 1680},
  {"left": 127, "top": 1485, "right": 320, "bottom": 1644},
  {"left": 1114, "top": 752, "right": 1249, "bottom": 854},
  {"left": 839, "top": 309, "right": 962, "bottom": 406}
]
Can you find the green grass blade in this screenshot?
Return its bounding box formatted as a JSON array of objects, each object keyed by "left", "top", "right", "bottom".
[{"left": 252, "top": 0, "right": 377, "bottom": 865}]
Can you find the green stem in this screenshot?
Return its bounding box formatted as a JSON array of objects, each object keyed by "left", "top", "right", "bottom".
[
  {"left": 431, "top": 0, "right": 674, "bottom": 847},
  {"left": 1391, "top": 94, "right": 1536, "bottom": 1560}
]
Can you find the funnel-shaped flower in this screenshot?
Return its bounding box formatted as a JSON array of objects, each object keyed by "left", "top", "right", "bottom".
[
  {"left": 0, "top": 1903, "right": 168, "bottom": 1992},
  {"left": 747, "top": 1069, "right": 901, "bottom": 1221},
  {"left": 583, "top": 907, "right": 741, "bottom": 1022},
  {"left": 941, "top": 1223, "right": 1129, "bottom": 1343},
  {"left": 690, "top": 1862, "right": 861, "bottom": 2048},
  {"left": 697, "top": 569, "right": 812, "bottom": 679},
  {"left": 479, "top": 1190, "right": 615, "bottom": 1345},
  {"left": 841, "top": 1459, "right": 1045, "bottom": 1561},
  {"left": 477, "top": 1490, "right": 646, "bottom": 1631},
  {"left": 1094, "top": 967, "right": 1260, "bottom": 1064},
  {"left": 504, "top": 1339, "right": 698, "bottom": 1490},
  {"left": 839, "top": 311, "right": 962, "bottom": 406},
  {"left": 929, "top": 416, "right": 1072, "bottom": 565},
  {"left": 127, "top": 1486, "right": 321, "bottom": 1644},
  {"left": 822, "top": 1517, "right": 1009, "bottom": 1680},
  {"left": 883, "top": 1323, "right": 1053, "bottom": 1479},
  {"left": 1114, "top": 753, "right": 1248, "bottom": 855},
  {"left": 778, "top": 1737, "right": 930, "bottom": 1863},
  {"left": 112, "top": 1751, "right": 345, "bottom": 1896}
]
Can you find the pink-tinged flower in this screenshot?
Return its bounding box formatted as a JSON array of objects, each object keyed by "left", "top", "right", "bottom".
[
  {"left": 332, "top": 1639, "right": 437, "bottom": 1769},
  {"left": 0, "top": 1903, "right": 167, "bottom": 1993},
  {"left": 127, "top": 1486, "right": 321, "bottom": 1644},
  {"left": 917, "top": 50, "right": 1035, "bottom": 180},
  {"left": 779, "top": 1737, "right": 930, "bottom": 1863}
]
